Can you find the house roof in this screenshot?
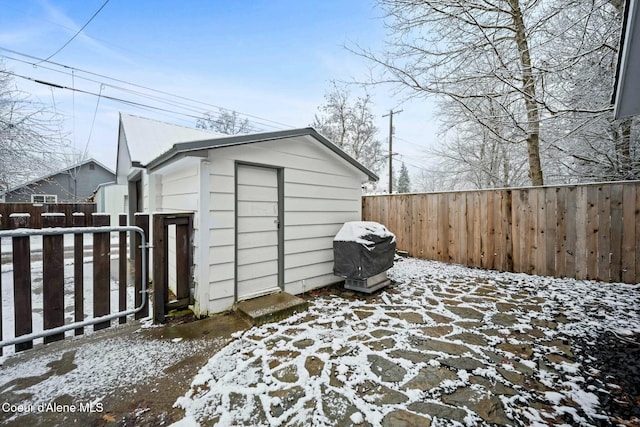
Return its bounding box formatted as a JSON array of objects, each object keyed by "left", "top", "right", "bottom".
[
  {"left": 119, "top": 113, "right": 223, "bottom": 167},
  {"left": 144, "top": 127, "right": 379, "bottom": 182},
  {"left": 0, "top": 158, "right": 115, "bottom": 195},
  {"left": 613, "top": 0, "right": 639, "bottom": 119}
]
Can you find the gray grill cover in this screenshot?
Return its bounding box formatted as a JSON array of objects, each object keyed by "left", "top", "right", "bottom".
[{"left": 333, "top": 221, "right": 396, "bottom": 280}]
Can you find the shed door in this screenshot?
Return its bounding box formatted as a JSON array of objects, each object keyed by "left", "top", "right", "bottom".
[{"left": 236, "top": 164, "right": 281, "bottom": 301}]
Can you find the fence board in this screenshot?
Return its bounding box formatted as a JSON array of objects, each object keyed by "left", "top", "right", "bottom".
[
  {"left": 621, "top": 185, "right": 637, "bottom": 282},
  {"left": 609, "top": 184, "right": 623, "bottom": 282},
  {"left": 483, "top": 191, "right": 494, "bottom": 269},
  {"left": 527, "top": 189, "right": 536, "bottom": 275},
  {"left": 597, "top": 185, "right": 611, "bottom": 281},
  {"left": 586, "top": 186, "right": 599, "bottom": 280},
  {"left": 42, "top": 214, "right": 65, "bottom": 343},
  {"left": 520, "top": 190, "right": 533, "bottom": 274},
  {"left": 410, "top": 194, "right": 422, "bottom": 257},
  {"left": 11, "top": 214, "right": 32, "bottom": 352},
  {"left": 436, "top": 193, "right": 448, "bottom": 262},
  {"left": 73, "top": 213, "right": 85, "bottom": 335},
  {"left": 503, "top": 190, "right": 513, "bottom": 271},
  {"left": 544, "top": 188, "right": 557, "bottom": 277},
  {"left": 93, "top": 214, "right": 111, "bottom": 331},
  {"left": 556, "top": 188, "right": 567, "bottom": 278},
  {"left": 565, "top": 187, "right": 577, "bottom": 278},
  {"left": 119, "top": 214, "right": 128, "bottom": 324},
  {"left": 511, "top": 190, "right": 522, "bottom": 272},
  {"left": 400, "top": 195, "right": 412, "bottom": 255},
  {"left": 472, "top": 192, "right": 482, "bottom": 267},
  {"left": 575, "top": 186, "right": 588, "bottom": 280},
  {"left": 362, "top": 180, "right": 640, "bottom": 284}
]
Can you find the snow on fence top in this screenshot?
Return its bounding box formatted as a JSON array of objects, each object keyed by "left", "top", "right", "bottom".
[{"left": 333, "top": 221, "right": 396, "bottom": 245}]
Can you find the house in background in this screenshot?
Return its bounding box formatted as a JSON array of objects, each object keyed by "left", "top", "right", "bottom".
[
  {"left": 0, "top": 158, "right": 115, "bottom": 203},
  {"left": 116, "top": 113, "right": 377, "bottom": 316}
]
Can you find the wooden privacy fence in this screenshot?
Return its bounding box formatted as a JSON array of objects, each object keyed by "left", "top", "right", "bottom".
[
  {"left": 0, "top": 212, "right": 150, "bottom": 355},
  {"left": 362, "top": 181, "right": 640, "bottom": 284},
  {"left": 0, "top": 203, "right": 96, "bottom": 229}
]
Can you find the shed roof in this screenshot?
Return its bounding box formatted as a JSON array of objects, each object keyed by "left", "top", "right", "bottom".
[
  {"left": 119, "top": 113, "right": 223, "bottom": 167},
  {"left": 145, "top": 127, "right": 379, "bottom": 182}
]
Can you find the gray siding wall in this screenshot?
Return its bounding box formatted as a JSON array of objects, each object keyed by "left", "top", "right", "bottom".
[{"left": 4, "top": 161, "right": 115, "bottom": 203}]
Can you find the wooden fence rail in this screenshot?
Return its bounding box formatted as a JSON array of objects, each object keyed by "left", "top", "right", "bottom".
[
  {"left": 362, "top": 181, "right": 640, "bottom": 284},
  {"left": 0, "top": 212, "right": 149, "bottom": 355},
  {"left": 0, "top": 203, "right": 96, "bottom": 229}
]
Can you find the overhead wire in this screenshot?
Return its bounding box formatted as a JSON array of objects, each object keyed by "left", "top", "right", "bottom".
[
  {"left": 38, "top": 0, "right": 112, "bottom": 63},
  {"left": 1, "top": 47, "right": 293, "bottom": 130},
  {"left": 84, "top": 83, "right": 103, "bottom": 159},
  {"left": 3, "top": 69, "right": 212, "bottom": 121}
]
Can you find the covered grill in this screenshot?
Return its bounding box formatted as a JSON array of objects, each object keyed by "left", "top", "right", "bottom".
[{"left": 333, "top": 221, "right": 396, "bottom": 293}]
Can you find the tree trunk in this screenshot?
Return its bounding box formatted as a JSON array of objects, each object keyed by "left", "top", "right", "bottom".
[{"left": 509, "top": 0, "right": 544, "bottom": 185}]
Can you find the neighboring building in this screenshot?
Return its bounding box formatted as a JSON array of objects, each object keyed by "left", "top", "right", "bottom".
[
  {"left": 613, "top": 0, "right": 640, "bottom": 118},
  {"left": 117, "top": 113, "right": 377, "bottom": 316},
  {"left": 94, "top": 181, "right": 128, "bottom": 225},
  {"left": 0, "top": 159, "right": 115, "bottom": 203}
]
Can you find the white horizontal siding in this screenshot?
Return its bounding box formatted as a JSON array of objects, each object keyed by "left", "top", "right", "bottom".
[
  {"left": 285, "top": 223, "right": 345, "bottom": 240},
  {"left": 285, "top": 261, "right": 336, "bottom": 283},
  {"left": 284, "top": 249, "right": 334, "bottom": 269},
  {"left": 210, "top": 245, "right": 234, "bottom": 264},
  {"left": 209, "top": 262, "right": 234, "bottom": 281},
  {"left": 286, "top": 211, "right": 358, "bottom": 226},
  {"left": 286, "top": 197, "right": 359, "bottom": 212},
  {"left": 237, "top": 245, "right": 277, "bottom": 265},
  {"left": 285, "top": 236, "right": 335, "bottom": 254},
  {"left": 201, "top": 136, "right": 367, "bottom": 312},
  {"left": 285, "top": 182, "right": 361, "bottom": 200},
  {"left": 286, "top": 273, "right": 343, "bottom": 295}
]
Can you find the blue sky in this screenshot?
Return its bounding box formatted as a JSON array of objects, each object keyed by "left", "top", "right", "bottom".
[{"left": 0, "top": 0, "right": 437, "bottom": 183}]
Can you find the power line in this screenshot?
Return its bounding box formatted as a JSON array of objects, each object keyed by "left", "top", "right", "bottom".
[
  {"left": 1, "top": 47, "right": 294, "bottom": 130},
  {"left": 3, "top": 69, "right": 214, "bottom": 122},
  {"left": 39, "top": 0, "right": 111, "bottom": 63}
]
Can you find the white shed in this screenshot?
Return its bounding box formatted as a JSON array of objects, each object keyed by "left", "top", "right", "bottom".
[{"left": 116, "top": 114, "right": 378, "bottom": 316}]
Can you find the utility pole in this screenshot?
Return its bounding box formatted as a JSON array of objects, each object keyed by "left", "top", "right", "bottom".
[{"left": 383, "top": 109, "right": 402, "bottom": 193}]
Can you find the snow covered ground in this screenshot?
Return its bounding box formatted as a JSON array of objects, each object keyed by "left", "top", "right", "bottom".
[{"left": 171, "top": 258, "right": 640, "bottom": 427}]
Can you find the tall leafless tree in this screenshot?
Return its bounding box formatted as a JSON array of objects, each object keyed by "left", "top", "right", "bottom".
[
  {"left": 312, "top": 82, "right": 384, "bottom": 173},
  {"left": 0, "top": 64, "right": 70, "bottom": 192},
  {"left": 197, "top": 108, "right": 251, "bottom": 135},
  {"left": 353, "top": 0, "right": 635, "bottom": 187}
]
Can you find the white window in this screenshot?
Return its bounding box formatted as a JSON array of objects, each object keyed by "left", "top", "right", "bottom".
[{"left": 31, "top": 194, "right": 58, "bottom": 203}]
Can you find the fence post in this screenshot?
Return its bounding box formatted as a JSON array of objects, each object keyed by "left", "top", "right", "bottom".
[
  {"left": 42, "top": 213, "right": 65, "bottom": 343},
  {"left": 10, "top": 213, "right": 32, "bottom": 352},
  {"left": 73, "top": 213, "right": 85, "bottom": 335},
  {"left": 119, "top": 213, "right": 128, "bottom": 324},
  {"left": 153, "top": 214, "right": 167, "bottom": 324},
  {"left": 92, "top": 213, "right": 111, "bottom": 331},
  {"left": 134, "top": 213, "right": 149, "bottom": 320}
]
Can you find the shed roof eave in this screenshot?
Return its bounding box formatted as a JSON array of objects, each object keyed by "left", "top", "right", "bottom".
[{"left": 144, "top": 127, "right": 378, "bottom": 182}]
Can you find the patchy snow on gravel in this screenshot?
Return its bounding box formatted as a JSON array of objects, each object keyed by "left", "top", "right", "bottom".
[{"left": 172, "top": 257, "right": 640, "bottom": 427}]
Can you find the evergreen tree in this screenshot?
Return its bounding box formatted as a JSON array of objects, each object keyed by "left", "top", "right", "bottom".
[{"left": 397, "top": 162, "right": 411, "bottom": 193}]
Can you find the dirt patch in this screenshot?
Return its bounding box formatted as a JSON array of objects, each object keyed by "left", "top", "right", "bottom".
[{"left": 0, "top": 312, "right": 250, "bottom": 427}]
